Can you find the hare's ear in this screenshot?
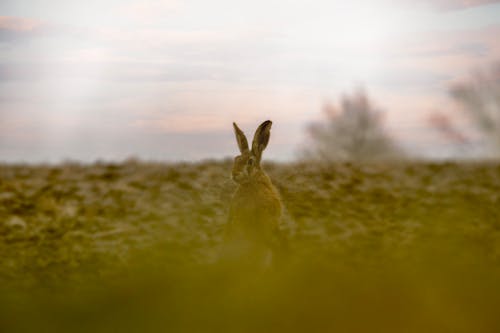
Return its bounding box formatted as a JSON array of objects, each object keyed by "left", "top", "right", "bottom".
[
  {"left": 233, "top": 122, "right": 249, "bottom": 153},
  {"left": 252, "top": 120, "right": 272, "bottom": 161}
]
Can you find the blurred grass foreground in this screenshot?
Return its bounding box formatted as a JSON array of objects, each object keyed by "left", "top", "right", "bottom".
[{"left": 1, "top": 160, "right": 500, "bottom": 332}]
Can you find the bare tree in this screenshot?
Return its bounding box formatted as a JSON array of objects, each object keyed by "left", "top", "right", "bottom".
[
  {"left": 303, "top": 88, "right": 404, "bottom": 162},
  {"left": 430, "top": 62, "right": 500, "bottom": 158}
]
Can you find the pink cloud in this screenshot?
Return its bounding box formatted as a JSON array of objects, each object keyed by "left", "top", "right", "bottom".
[
  {"left": 387, "top": 25, "right": 500, "bottom": 87},
  {"left": 0, "top": 16, "right": 62, "bottom": 43},
  {"left": 0, "top": 16, "right": 43, "bottom": 32},
  {"left": 394, "top": 0, "right": 500, "bottom": 10},
  {"left": 431, "top": 0, "right": 500, "bottom": 10}
]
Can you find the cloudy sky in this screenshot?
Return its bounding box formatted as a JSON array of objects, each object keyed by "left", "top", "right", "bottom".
[{"left": 1, "top": 0, "right": 499, "bottom": 162}]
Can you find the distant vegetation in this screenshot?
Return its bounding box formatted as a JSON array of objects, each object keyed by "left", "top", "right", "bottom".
[
  {"left": 303, "top": 89, "right": 404, "bottom": 162},
  {"left": 431, "top": 61, "right": 500, "bottom": 159},
  {"left": 1, "top": 160, "right": 499, "bottom": 332}
]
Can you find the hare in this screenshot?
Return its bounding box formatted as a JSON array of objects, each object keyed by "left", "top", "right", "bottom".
[{"left": 224, "top": 120, "right": 287, "bottom": 266}]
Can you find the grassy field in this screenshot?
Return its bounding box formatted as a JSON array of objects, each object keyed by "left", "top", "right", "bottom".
[{"left": 1, "top": 160, "right": 499, "bottom": 332}]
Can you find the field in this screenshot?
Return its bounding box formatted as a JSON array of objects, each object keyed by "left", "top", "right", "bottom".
[{"left": 1, "top": 160, "right": 500, "bottom": 332}]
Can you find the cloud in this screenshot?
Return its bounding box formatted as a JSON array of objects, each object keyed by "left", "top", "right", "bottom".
[
  {"left": 0, "top": 16, "right": 43, "bottom": 31},
  {"left": 386, "top": 25, "right": 500, "bottom": 84},
  {"left": 0, "top": 16, "right": 47, "bottom": 42},
  {"left": 117, "top": 0, "right": 182, "bottom": 24},
  {"left": 0, "top": 61, "right": 239, "bottom": 83},
  {"left": 423, "top": 0, "right": 500, "bottom": 10},
  {"left": 0, "top": 16, "right": 86, "bottom": 45}
]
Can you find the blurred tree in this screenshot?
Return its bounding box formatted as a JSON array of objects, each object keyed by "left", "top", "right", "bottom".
[
  {"left": 430, "top": 62, "right": 500, "bottom": 158},
  {"left": 428, "top": 112, "right": 469, "bottom": 145},
  {"left": 303, "top": 88, "right": 404, "bottom": 162},
  {"left": 451, "top": 63, "right": 500, "bottom": 156}
]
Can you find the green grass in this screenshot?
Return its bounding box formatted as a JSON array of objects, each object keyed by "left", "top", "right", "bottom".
[{"left": 1, "top": 160, "right": 499, "bottom": 332}]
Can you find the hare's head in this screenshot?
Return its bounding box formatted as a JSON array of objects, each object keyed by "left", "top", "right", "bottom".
[{"left": 231, "top": 120, "right": 272, "bottom": 184}]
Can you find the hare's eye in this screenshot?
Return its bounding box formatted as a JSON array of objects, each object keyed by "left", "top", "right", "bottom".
[{"left": 247, "top": 158, "right": 254, "bottom": 166}]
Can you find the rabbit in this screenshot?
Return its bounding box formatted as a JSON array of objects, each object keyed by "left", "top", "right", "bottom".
[{"left": 223, "top": 120, "right": 288, "bottom": 267}]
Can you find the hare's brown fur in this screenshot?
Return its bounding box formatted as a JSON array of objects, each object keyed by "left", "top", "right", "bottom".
[
  {"left": 228, "top": 168, "right": 282, "bottom": 244},
  {"left": 225, "top": 121, "right": 286, "bottom": 263}
]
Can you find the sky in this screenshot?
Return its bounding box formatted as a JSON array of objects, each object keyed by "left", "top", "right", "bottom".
[{"left": 1, "top": 0, "right": 500, "bottom": 162}]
